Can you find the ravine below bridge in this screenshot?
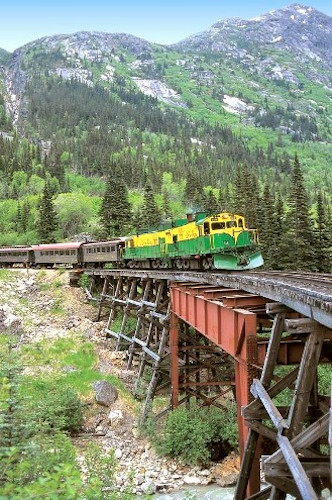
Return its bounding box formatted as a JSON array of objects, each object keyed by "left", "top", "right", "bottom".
[{"left": 82, "top": 268, "right": 332, "bottom": 500}]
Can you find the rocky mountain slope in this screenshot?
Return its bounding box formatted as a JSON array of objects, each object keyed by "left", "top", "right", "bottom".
[
  {"left": 175, "top": 4, "right": 332, "bottom": 70},
  {"left": 0, "top": 3, "right": 331, "bottom": 194},
  {"left": 0, "top": 4, "right": 331, "bottom": 129}
]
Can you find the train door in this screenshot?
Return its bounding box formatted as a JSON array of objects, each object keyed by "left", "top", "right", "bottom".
[{"left": 159, "top": 237, "right": 166, "bottom": 254}]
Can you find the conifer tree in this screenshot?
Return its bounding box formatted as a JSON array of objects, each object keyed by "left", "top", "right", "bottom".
[
  {"left": 141, "top": 182, "right": 162, "bottom": 230},
  {"left": 99, "top": 166, "right": 132, "bottom": 237},
  {"left": 163, "top": 192, "right": 172, "bottom": 221},
  {"left": 15, "top": 203, "right": 22, "bottom": 233},
  {"left": 260, "top": 183, "right": 276, "bottom": 269},
  {"left": 271, "top": 193, "right": 285, "bottom": 270},
  {"left": 37, "top": 182, "right": 58, "bottom": 243},
  {"left": 279, "top": 155, "right": 315, "bottom": 271},
  {"left": 218, "top": 188, "right": 225, "bottom": 212},
  {"left": 204, "top": 190, "right": 219, "bottom": 214},
  {"left": 314, "top": 191, "right": 332, "bottom": 272},
  {"left": 21, "top": 200, "right": 30, "bottom": 233},
  {"left": 185, "top": 171, "right": 204, "bottom": 211}
]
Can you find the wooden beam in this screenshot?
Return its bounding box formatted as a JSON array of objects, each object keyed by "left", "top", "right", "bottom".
[
  {"left": 287, "top": 330, "right": 324, "bottom": 438},
  {"left": 242, "top": 366, "right": 299, "bottom": 417},
  {"left": 264, "top": 460, "right": 330, "bottom": 477},
  {"left": 265, "top": 476, "right": 301, "bottom": 498},
  {"left": 275, "top": 434, "right": 318, "bottom": 500},
  {"left": 245, "top": 420, "right": 277, "bottom": 441},
  {"left": 285, "top": 318, "right": 330, "bottom": 335},
  {"left": 235, "top": 312, "right": 285, "bottom": 500},
  {"left": 245, "top": 486, "right": 271, "bottom": 500},
  {"left": 251, "top": 379, "right": 289, "bottom": 433},
  {"left": 266, "top": 412, "right": 329, "bottom": 464}
]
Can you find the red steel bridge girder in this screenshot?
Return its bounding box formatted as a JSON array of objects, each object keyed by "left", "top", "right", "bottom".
[{"left": 170, "top": 284, "right": 261, "bottom": 491}]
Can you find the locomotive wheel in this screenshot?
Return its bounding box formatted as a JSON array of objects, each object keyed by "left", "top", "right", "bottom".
[
  {"left": 182, "top": 259, "right": 190, "bottom": 270},
  {"left": 202, "top": 257, "right": 212, "bottom": 271},
  {"left": 175, "top": 259, "right": 183, "bottom": 270}
]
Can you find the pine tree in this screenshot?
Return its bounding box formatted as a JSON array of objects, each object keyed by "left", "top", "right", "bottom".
[
  {"left": 271, "top": 193, "right": 285, "bottom": 270},
  {"left": 0, "top": 338, "right": 33, "bottom": 488},
  {"left": 163, "top": 192, "right": 172, "bottom": 222},
  {"left": 21, "top": 200, "right": 30, "bottom": 233},
  {"left": 141, "top": 182, "right": 162, "bottom": 230},
  {"left": 15, "top": 203, "right": 22, "bottom": 233},
  {"left": 37, "top": 182, "right": 58, "bottom": 243},
  {"left": 279, "top": 155, "right": 315, "bottom": 271},
  {"left": 99, "top": 166, "right": 132, "bottom": 237},
  {"left": 185, "top": 170, "right": 204, "bottom": 211},
  {"left": 204, "top": 190, "right": 219, "bottom": 214},
  {"left": 314, "top": 191, "right": 332, "bottom": 272},
  {"left": 260, "top": 182, "right": 276, "bottom": 269},
  {"left": 245, "top": 173, "right": 260, "bottom": 228}
]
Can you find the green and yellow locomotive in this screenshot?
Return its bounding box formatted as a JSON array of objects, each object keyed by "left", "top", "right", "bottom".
[{"left": 124, "top": 212, "right": 263, "bottom": 271}]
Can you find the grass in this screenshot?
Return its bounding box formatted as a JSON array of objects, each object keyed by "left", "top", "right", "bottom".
[
  {"left": 0, "top": 268, "right": 19, "bottom": 281},
  {"left": 21, "top": 335, "right": 135, "bottom": 402},
  {"left": 50, "top": 297, "right": 66, "bottom": 315}
]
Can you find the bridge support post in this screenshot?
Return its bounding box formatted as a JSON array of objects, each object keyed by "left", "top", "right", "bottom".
[{"left": 170, "top": 312, "right": 179, "bottom": 409}]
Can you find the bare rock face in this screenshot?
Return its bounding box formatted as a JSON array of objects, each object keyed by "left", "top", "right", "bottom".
[
  {"left": 0, "top": 305, "right": 22, "bottom": 334},
  {"left": 93, "top": 380, "right": 118, "bottom": 407}
]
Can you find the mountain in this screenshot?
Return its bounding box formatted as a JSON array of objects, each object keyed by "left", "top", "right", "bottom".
[
  {"left": 175, "top": 4, "right": 332, "bottom": 68},
  {"left": 0, "top": 4, "right": 331, "bottom": 195}
]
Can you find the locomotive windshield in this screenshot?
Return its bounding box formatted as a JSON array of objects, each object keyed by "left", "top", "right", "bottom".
[{"left": 211, "top": 222, "right": 226, "bottom": 230}]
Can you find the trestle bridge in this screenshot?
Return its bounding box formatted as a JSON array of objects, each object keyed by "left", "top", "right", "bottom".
[{"left": 83, "top": 268, "right": 332, "bottom": 500}]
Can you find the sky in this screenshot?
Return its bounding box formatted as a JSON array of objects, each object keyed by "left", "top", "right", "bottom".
[{"left": 1, "top": 0, "right": 332, "bottom": 52}]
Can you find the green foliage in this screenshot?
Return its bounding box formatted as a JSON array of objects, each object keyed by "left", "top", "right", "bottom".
[
  {"left": 0, "top": 269, "right": 18, "bottom": 282},
  {"left": 78, "top": 272, "right": 92, "bottom": 290},
  {"left": 317, "top": 365, "right": 332, "bottom": 396},
  {"left": 23, "top": 380, "right": 84, "bottom": 434},
  {"left": 314, "top": 190, "right": 332, "bottom": 272},
  {"left": 83, "top": 443, "right": 134, "bottom": 499},
  {"left": 0, "top": 441, "right": 82, "bottom": 499},
  {"left": 139, "top": 181, "right": 162, "bottom": 230},
  {"left": 0, "top": 334, "right": 83, "bottom": 497},
  {"left": 0, "top": 43, "right": 331, "bottom": 268},
  {"left": 37, "top": 181, "right": 58, "bottom": 243},
  {"left": 155, "top": 404, "right": 238, "bottom": 465},
  {"left": 99, "top": 165, "right": 132, "bottom": 237}
]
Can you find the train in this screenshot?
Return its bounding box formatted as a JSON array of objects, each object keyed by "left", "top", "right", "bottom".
[{"left": 0, "top": 212, "right": 264, "bottom": 271}]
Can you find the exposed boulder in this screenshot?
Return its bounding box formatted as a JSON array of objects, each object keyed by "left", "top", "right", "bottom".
[{"left": 93, "top": 380, "right": 118, "bottom": 406}]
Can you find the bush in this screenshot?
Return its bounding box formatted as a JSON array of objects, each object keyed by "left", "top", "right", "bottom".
[
  {"left": 84, "top": 443, "right": 135, "bottom": 499},
  {"left": 157, "top": 403, "right": 238, "bottom": 465},
  {"left": 25, "top": 379, "right": 84, "bottom": 434},
  {"left": 78, "top": 272, "right": 91, "bottom": 289}
]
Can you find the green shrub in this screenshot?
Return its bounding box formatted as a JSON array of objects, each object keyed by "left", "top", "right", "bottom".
[
  {"left": 157, "top": 403, "right": 238, "bottom": 465},
  {"left": 23, "top": 380, "right": 84, "bottom": 434},
  {"left": 84, "top": 443, "right": 135, "bottom": 499},
  {"left": 78, "top": 272, "right": 92, "bottom": 289}
]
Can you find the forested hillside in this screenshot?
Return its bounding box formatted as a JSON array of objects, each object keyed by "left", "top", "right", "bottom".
[{"left": 0, "top": 4, "right": 331, "bottom": 270}]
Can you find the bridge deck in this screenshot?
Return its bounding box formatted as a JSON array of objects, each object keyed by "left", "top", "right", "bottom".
[{"left": 87, "top": 269, "right": 332, "bottom": 329}]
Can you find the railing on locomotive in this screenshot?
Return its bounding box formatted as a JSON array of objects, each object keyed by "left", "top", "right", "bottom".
[{"left": 248, "top": 228, "right": 260, "bottom": 245}]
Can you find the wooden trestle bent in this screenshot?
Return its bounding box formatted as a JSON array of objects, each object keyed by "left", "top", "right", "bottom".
[{"left": 86, "top": 270, "right": 332, "bottom": 499}]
